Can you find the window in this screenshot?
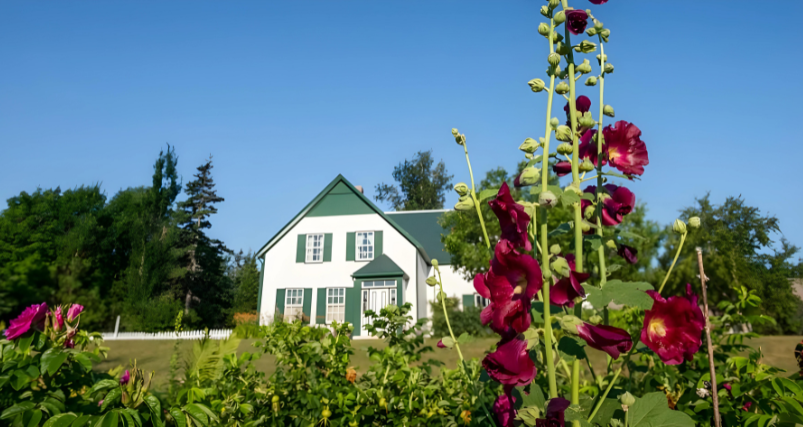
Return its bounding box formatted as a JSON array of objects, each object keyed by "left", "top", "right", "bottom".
[
  {"left": 356, "top": 231, "right": 374, "bottom": 261},
  {"left": 306, "top": 234, "right": 324, "bottom": 263},
  {"left": 326, "top": 288, "right": 345, "bottom": 323},
  {"left": 362, "top": 280, "right": 396, "bottom": 288},
  {"left": 284, "top": 289, "right": 304, "bottom": 320},
  {"left": 390, "top": 289, "right": 397, "bottom": 306},
  {"left": 475, "top": 295, "right": 490, "bottom": 308}
]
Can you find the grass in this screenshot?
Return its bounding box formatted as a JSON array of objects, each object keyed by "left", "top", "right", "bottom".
[{"left": 94, "top": 335, "right": 803, "bottom": 391}]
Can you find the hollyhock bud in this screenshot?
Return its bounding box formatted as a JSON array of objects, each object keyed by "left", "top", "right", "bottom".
[
  {"left": 426, "top": 276, "right": 438, "bottom": 287},
  {"left": 576, "top": 59, "right": 592, "bottom": 74},
  {"left": 565, "top": 9, "right": 588, "bottom": 35},
  {"left": 552, "top": 161, "right": 572, "bottom": 177},
  {"left": 689, "top": 216, "right": 701, "bottom": 229},
  {"left": 528, "top": 78, "right": 546, "bottom": 93},
  {"left": 596, "top": 54, "right": 607, "bottom": 65},
  {"left": 618, "top": 244, "right": 639, "bottom": 264},
  {"left": 577, "top": 323, "right": 633, "bottom": 359},
  {"left": 600, "top": 28, "right": 611, "bottom": 43},
  {"left": 589, "top": 315, "right": 602, "bottom": 325},
  {"left": 548, "top": 53, "right": 561, "bottom": 66},
  {"left": 454, "top": 182, "right": 469, "bottom": 196},
  {"left": 556, "top": 142, "right": 573, "bottom": 155},
  {"left": 489, "top": 183, "right": 532, "bottom": 251},
  {"left": 555, "top": 42, "right": 569, "bottom": 56},
  {"left": 540, "top": 6, "right": 550, "bottom": 17},
  {"left": 585, "top": 76, "right": 597, "bottom": 86},
  {"left": 579, "top": 112, "right": 596, "bottom": 128},
  {"left": 538, "top": 23, "right": 550, "bottom": 36},
  {"left": 455, "top": 195, "right": 474, "bottom": 211},
  {"left": 553, "top": 11, "right": 566, "bottom": 25},
  {"left": 594, "top": 20, "right": 604, "bottom": 30},
  {"left": 437, "top": 339, "right": 446, "bottom": 348},
  {"left": 673, "top": 219, "right": 687, "bottom": 235},
  {"left": 603, "top": 105, "right": 615, "bottom": 117},
  {"left": 4, "top": 302, "right": 48, "bottom": 340},
  {"left": 64, "top": 339, "right": 75, "bottom": 349},
  {"left": 620, "top": 392, "right": 636, "bottom": 406},
  {"left": 641, "top": 284, "right": 705, "bottom": 365},
  {"left": 451, "top": 128, "right": 459, "bottom": 137},
  {"left": 548, "top": 0, "right": 560, "bottom": 9},
  {"left": 575, "top": 40, "right": 597, "bottom": 54},
  {"left": 520, "top": 137, "right": 539, "bottom": 153},
  {"left": 580, "top": 159, "right": 595, "bottom": 172},
  {"left": 432, "top": 259, "right": 439, "bottom": 268},
  {"left": 550, "top": 244, "right": 562, "bottom": 255},
  {"left": 550, "top": 256, "right": 571, "bottom": 278},
  {"left": 514, "top": 167, "right": 540, "bottom": 187},
  {"left": 555, "top": 82, "right": 570, "bottom": 95},
  {"left": 586, "top": 27, "right": 597, "bottom": 36},
  {"left": 604, "top": 63, "right": 615, "bottom": 74},
  {"left": 539, "top": 191, "right": 558, "bottom": 209},
  {"left": 583, "top": 205, "right": 595, "bottom": 220},
  {"left": 555, "top": 125, "right": 572, "bottom": 142}
]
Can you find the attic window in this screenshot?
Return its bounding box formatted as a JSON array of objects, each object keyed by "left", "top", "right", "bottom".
[{"left": 356, "top": 231, "right": 374, "bottom": 261}]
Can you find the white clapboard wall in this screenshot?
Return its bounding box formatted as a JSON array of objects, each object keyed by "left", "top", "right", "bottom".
[{"left": 100, "top": 329, "right": 233, "bottom": 341}]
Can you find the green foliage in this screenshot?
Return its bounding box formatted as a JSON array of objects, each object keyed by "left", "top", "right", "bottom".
[
  {"left": 374, "top": 150, "right": 453, "bottom": 211},
  {"left": 430, "top": 297, "right": 492, "bottom": 338},
  {"left": 228, "top": 252, "right": 260, "bottom": 316}
]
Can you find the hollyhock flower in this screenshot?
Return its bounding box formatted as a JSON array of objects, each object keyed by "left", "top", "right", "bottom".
[
  {"left": 618, "top": 244, "right": 638, "bottom": 264},
  {"left": 482, "top": 337, "right": 537, "bottom": 388},
  {"left": 603, "top": 121, "right": 649, "bottom": 176},
  {"left": 120, "top": 370, "right": 130, "bottom": 385},
  {"left": 474, "top": 240, "right": 543, "bottom": 335},
  {"left": 54, "top": 307, "right": 64, "bottom": 332},
  {"left": 493, "top": 394, "right": 516, "bottom": 427},
  {"left": 581, "top": 185, "right": 636, "bottom": 227},
  {"left": 641, "top": 284, "right": 704, "bottom": 365},
  {"left": 550, "top": 254, "right": 591, "bottom": 308},
  {"left": 578, "top": 129, "right": 604, "bottom": 167},
  {"left": 552, "top": 161, "right": 572, "bottom": 177},
  {"left": 67, "top": 304, "right": 84, "bottom": 322},
  {"left": 577, "top": 323, "right": 633, "bottom": 359},
  {"left": 489, "top": 182, "right": 531, "bottom": 251},
  {"left": 536, "top": 397, "right": 571, "bottom": 427},
  {"left": 564, "top": 96, "right": 592, "bottom": 127},
  {"left": 4, "top": 302, "right": 48, "bottom": 340},
  {"left": 565, "top": 10, "right": 589, "bottom": 35},
  {"left": 742, "top": 401, "right": 752, "bottom": 411},
  {"left": 589, "top": 0, "right": 608, "bottom": 3}
]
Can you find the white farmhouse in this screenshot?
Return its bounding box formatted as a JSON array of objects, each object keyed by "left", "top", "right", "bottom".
[{"left": 255, "top": 174, "right": 485, "bottom": 336}]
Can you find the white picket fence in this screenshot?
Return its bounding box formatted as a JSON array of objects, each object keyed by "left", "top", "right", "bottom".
[{"left": 100, "top": 329, "right": 233, "bottom": 341}]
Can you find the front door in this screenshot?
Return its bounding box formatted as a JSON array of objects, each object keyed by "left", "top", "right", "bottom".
[{"left": 361, "top": 288, "right": 390, "bottom": 334}]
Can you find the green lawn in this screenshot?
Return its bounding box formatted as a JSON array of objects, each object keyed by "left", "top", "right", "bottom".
[{"left": 94, "top": 335, "right": 803, "bottom": 391}]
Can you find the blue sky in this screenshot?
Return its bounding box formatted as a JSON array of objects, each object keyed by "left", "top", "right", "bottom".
[{"left": 1, "top": 1, "right": 802, "bottom": 258}]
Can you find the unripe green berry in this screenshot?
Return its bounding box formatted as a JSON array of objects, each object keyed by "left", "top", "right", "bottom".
[
  {"left": 585, "top": 76, "right": 597, "bottom": 86},
  {"left": 553, "top": 11, "right": 565, "bottom": 25},
  {"left": 555, "top": 81, "right": 570, "bottom": 95}
]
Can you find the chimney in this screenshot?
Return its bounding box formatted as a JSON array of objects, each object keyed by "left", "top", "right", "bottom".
[{"left": 355, "top": 185, "right": 364, "bottom": 194}]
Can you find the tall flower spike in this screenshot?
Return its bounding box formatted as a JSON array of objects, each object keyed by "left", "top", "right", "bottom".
[
  {"left": 489, "top": 182, "right": 532, "bottom": 251},
  {"left": 641, "top": 284, "right": 705, "bottom": 365}
]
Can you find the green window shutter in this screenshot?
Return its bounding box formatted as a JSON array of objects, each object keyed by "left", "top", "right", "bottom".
[
  {"left": 374, "top": 231, "right": 383, "bottom": 257},
  {"left": 396, "top": 278, "right": 403, "bottom": 307},
  {"left": 346, "top": 232, "right": 356, "bottom": 261},
  {"left": 276, "top": 289, "right": 286, "bottom": 316},
  {"left": 345, "top": 282, "right": 361, "bottom": 336},
  {"left": 462, "top": 294, "right": 475, "bottom": 310},
  {"left": 323, "top": 233, "right": 333, "bottom": 262},
  {"left": 296, "top": 234, "right": 306, "bottom": 263},
  {"left": 302, "top": 288, "right": 313, "bottom": 324},
  {"left": 317, "top": 288, "right": 327, "bottom": 324}
]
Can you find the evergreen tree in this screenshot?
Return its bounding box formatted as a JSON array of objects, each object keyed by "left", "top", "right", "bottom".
[
  {"left": 229, "top": 250, "right": 260, "bottom": 314},
  {"left": 375, "top": 150, "right": 453, "bottom": 211}
]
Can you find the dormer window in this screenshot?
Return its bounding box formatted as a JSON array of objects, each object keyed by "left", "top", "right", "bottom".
[
  {"left": 356, "top": 231, "right": 374, "bottom": 261},
  {"left": 306, "top": 234, "right": 324, "bottom": 263}
]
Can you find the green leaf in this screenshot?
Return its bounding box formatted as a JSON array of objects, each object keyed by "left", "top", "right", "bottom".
[
  {"left": 2, "top": 402, "right": 35, "bottom": 420},
  {"left": 628, "top": 392, "right": 694, "bottom": 427},
  {"left": 478, "top": 189, "right": 499, "bottom": 202},
  {"left": 522, "top": 327, "right": 540, "bottom": 350},
  {"left": 89, "top": 380, "right": 119, "bottom": 395},
  {"left": 584, "top": 235, "right": 602, "bottom": 252},
  {"left": 558, "top": 336, "right": 587, "bottom": 360},
  {"left": 42, "top": 413, "right": 76, "bottom": 427},
  {"left": 560, "top": 190, "right": 581, "bottom": 207},
  {"left": 26, "top": 410, "right": 43, "bottom": 427},
  {"left": 72, "top": 353, "right": 93, "bottom": 372},
  {"left": 457, "top": 332, "right": 471, "bottom": 344},
  {"left": 70, "top": 415, "right": 91, "bottom": 427},
  {"left": 40, "top": 348, "right": 70, "bottom": 377},
  {"left": 143, "top": 396, "right": 163, "bottom": 427},
  {"left": 582, "top": 280, "right": 654, "bottom": 310},
  {"left": 101, "top": 388, "right": 122, "bottom": 412},
  {"left": 616, "top": 231, "right": 646, "bottom": 241},
  {"left": 602, "top": 171, "right": 634, "bottom": 180},
  {"left": 100, "top": 412, "right": 118, "bottom": 427},
  {"left": 121, "top": 410, "right": 140, "bottom": 427},
  {"left": 169, "top": 409, "right": 186, "bottom": 427},
  {"left": 18, "top": 333, "right": 35, "bottom": 353},
  {"left": 530, "top": 302, "right": 562, "bottom": 324},
  {"left": 11, "top": 369, "right": 31, "bottom": 391},
  {"left": 580, "top": 192, "right": 595, "bottom": 201},
  {"left": 548, "top": 223, "right": 573, "bottom": 237},
  {"left": 183, "top": 404, "right": 208, "bottom": 427}
]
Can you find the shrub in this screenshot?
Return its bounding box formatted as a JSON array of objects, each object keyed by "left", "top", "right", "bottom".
[{"left": 430, "top": 297, "right": 492, "bottom": 338}]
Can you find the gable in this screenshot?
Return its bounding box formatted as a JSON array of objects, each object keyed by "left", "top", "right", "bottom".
[{"left": 308, "top": 182, "right": 374, "bottom": 217}]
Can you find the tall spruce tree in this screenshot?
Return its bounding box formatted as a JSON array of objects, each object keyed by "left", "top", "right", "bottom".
[
  {"left": 177, "top": 156, "right": 232, "bottom": 327},
  {"left": 229, "top": 250, "right": 260, "bottom": 314}
]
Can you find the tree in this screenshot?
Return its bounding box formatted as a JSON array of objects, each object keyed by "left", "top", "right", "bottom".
[
  {"left": 659, "top": 195, "right": 802, "bottom": 334},
  {"left": 229, "top": 250, "right": 261, "bottom": 314},
  {"left": 375, "top": 150, "right": 453, "bottom": 211}
]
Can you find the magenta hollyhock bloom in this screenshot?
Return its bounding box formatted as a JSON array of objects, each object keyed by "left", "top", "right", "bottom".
[
  {"left": 437, "top": 339, "right": 445, "bottom": 348},
  {"left": 564, "top": 95, "right": 592, "bottom": 127},
  {"left": 618, "top": 244, "right": 638, "bottom": 264},
  {"left": 577, "top": 323, "right": 633, "bottom": 359},
  {"left": 493, "top": 394, "right": 517, "bottom": 427},
  {"left": 66, "top": 304, "right": 84, "bottom": 322},
  {"left": 589, "top": 0, "right": 608, "bottom": 4},
  {"left": 536, "top": 397, "right": 571, "bottom": 427},
  {"left": 482, "top": 337, "right": 537, "bottom": 388},
  {"left": 475, "top": 240, "right": 543, "bottom": 335},
  {"left": 581, "top": 185, "right": 636, "bottom": 227},
  {"left": 578, "top": 129, "right": 605, "bottom": 168},
  {"left": 565, "top": 9, "right": 589, "bottom": 35},
  {"left": 54, "top": 306, "right": 64, "bottom": 332},
  {"left": 641, "top": 284, "right": 704, "bottom": 365},
  {"left": 550, "top": 254, "right": 591, "bottom": 308},
  {"left": 602, "top": 121, "right": 649, "bottom": 176},
  {"left": 489, "top": 182, "right": 531, "bottom": 251},
  {"left": 120, "top": 370, "right": 130, "bottom": 385},
  {"left": 552, "top": 161, "right": 572, "bottom": 177},
  {"left": 4, "top": 302, "right": 48, "bottom": 340}
]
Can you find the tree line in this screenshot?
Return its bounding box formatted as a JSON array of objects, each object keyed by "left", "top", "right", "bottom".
[{"left": 0, "top": 146, "right": 260, "bottom": 332}]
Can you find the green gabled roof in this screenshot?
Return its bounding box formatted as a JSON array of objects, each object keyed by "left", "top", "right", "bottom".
[
  {"left": 256, "top": 174, "right": 431, "bottom": 262},
  {"left": 351, "top": 254, "right": 408, "bottom": 280},
  {"left": 385, "top": 210, "right": 452, "bottom": 265}
]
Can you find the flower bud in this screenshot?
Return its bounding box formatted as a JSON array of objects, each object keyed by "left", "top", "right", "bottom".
[
  {"left": 551, "top": 32, "right": 563, "bottom": 43},
  {"left": 519, "top": 137, "right": 539, "bottom": 153},
  {"left": 579, "top": 111, "right": 595, "bottom": 128},
  {"left": 574, "top": 40, "right": 597, "bottom": 54},
  {"left": 556, "top": 142, "right": 573, "bottom": 155},
  {"left": 538, "top": 23, "right": 550, "bottom": 36},
  {"left": 586, "top": 27, "right": 597, "bottom": 36},
  {"left": 540, "top": 6, "right": 550, "bottom": 17},
  {"left": 516, "top": 167, "right": 540, "bottom": 187},
  {"left": 689, "top": 216, "right": 701, "bottom": 229},
  {"left": 539, "top": 191, "right": 558, "bottom": 209},
  {"left": 581, "top": 222, "right": 591, "bottom": 233},
  {"left": 673, "top": 219, "right": 687, "bottom": 235},
  {"left": 528, "top": 78, "right": 546, "bottom": 93},
  {"left": 584, "top": 206, "right": 595, "bottom": 220},
  {"left": 580, "top": 159, "right": 595, "bottom": 172},
  {"left": 555, "top": 42, "right": 569, "bottom": 56},
  {"left": 553, "top": 11, "right": 566, "bottom": 25},
  {"left": 451, "top": 128, "right": 459, "bottom": 137},
  {"left": 549, "top": 244, "right": 561, "bottom": 255},
  {"left": 454, "top": 182, "right": 469, "bottom": 196},
  {"left": 548, "top": 53, "right": 561, "bottom": 66},
  {"left": 550, "top": 257, "right": 571, "bottom": 278},
  {"left": 589, "top": 315, "right": 602, "bottom": 325},
  {"left": 455, "top": 195, "right": 474, "bottom": 211},
  {"left": 583, "top": 76, "right": 597, "bottom": 87},
  {"left": 606, "top": 240, "right": 617, "bottom": 250},
  {"left": 550, "top": 117, "right": 560, "bottom": 128},
  {"left": 432, "top": 258, "right": 439, "bottom": 268},
  {"left": 576, "top": 59, "right": 592, "bottom": 74},
  {"left": 603, "top": 104, "right": 615, "bottom": 117},
  {"left": 599, "top": 29, "right": 610, "bottom": 43},
  {"left": 604, "top": 63, "right": 614, "bottom": 74},
  {"left": 555, "top": 82, "right": 570, "bottom": 95},
  {"left": 620, "top": 392, "right": 636, "bottom": 407},
  {"left": 542, "top": 269, "right": 552, "bottom": 281},
  {"left": 548, "top": 0, "right": 560, "bottom": 9},
  {"left": 426, "top": 276, "right": 438, "bottom": 287},
  {"left": 596, "top": 54, "right": 607, "bottom": 65},
  {"left": 594, "top": 20, "right": 604, "bottom": 30},
  {"left": 554, "top": 125, "right": 572, "bottom": 142}
]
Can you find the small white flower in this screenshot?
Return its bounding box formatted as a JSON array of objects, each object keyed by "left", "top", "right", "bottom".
[{"left": 696, "top": 388, "right": 710, "bottom": 398}]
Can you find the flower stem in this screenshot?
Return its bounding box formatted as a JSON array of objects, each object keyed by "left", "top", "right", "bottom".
[
  {"left": 463, "top": 142, "right": 491, "bottom": 249},
  {"left": 696, "top": 248, "right": 721, "bottom": 427},
  {"left": 540, "top": 17, "right": 559, "bottom": 400},
  {"left": 657, "top": 232, "right": 687, "bottom": 294},
  {"left": 587, "top": 367, "right": 622, "bottom": 423},
  {"left": 595, "top": 42, "right": 608, "bottom": 290}
]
